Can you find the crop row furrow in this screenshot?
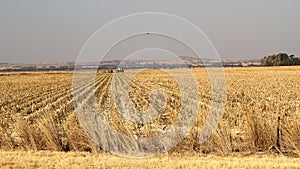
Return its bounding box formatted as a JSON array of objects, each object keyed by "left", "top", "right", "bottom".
[{"left": 24, "top": 74, "right": 109, "bottom": 123}]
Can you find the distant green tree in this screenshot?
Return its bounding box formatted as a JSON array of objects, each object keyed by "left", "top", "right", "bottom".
[{"left": 260, "top": 53, "right": 300, "bottom": 66}]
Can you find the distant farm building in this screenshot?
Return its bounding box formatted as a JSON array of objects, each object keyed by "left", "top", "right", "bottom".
[{"left": 116, "top": 67, "right": 124, "bottom": 73}]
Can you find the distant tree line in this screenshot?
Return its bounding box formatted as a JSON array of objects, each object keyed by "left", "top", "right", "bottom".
[
  {"left": 260, "top": 53, "right": 300, "bottom": 66},
  {"left": 0, "top": 65, "right": 75, "bottom": 72}
]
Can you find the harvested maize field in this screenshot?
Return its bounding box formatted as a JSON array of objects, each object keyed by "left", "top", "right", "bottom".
[{"left": 0, "top": 66, "right": 300, "bottom": 168}]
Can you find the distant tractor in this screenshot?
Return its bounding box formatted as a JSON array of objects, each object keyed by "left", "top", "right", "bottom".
[
  {"left": 116, "top": 67, "right": 124, "bottom": 73},
  {"left": 107, "top": 69, "right": 113, "bottom": 73}
]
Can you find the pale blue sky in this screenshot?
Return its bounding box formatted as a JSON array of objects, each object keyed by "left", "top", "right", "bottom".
[{"left": 0, "top": 0, "right": 299, "bottom": 63}]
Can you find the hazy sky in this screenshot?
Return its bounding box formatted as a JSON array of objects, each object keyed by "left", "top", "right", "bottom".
[{"left": 0, "top": 0, "right": 299, "bottom": 63}]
